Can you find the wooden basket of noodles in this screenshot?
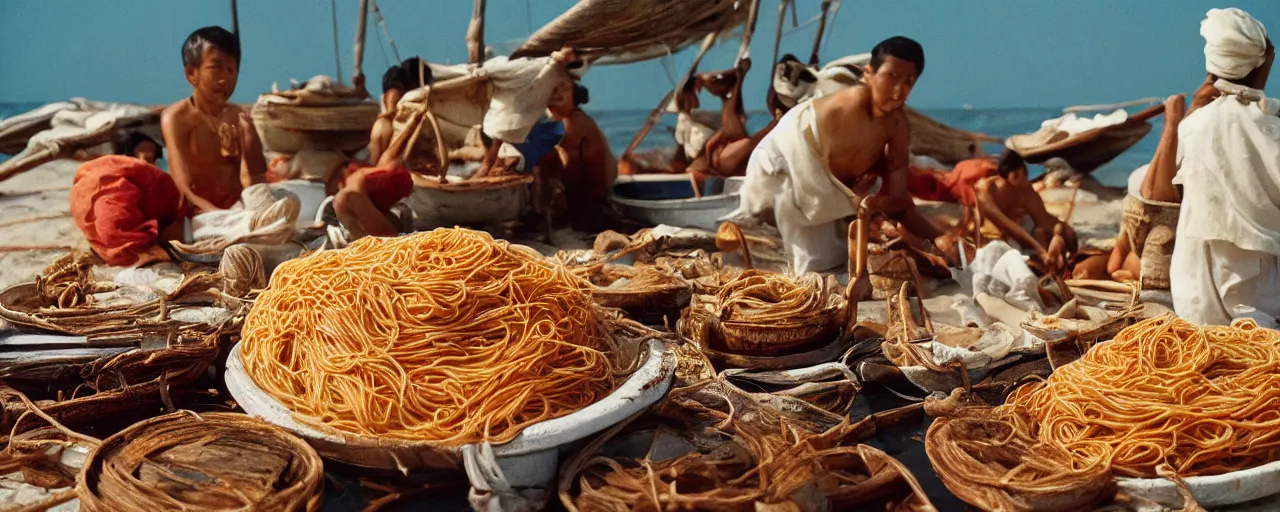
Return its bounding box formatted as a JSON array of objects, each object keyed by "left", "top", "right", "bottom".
[
  {"left": 686, "top": 270, "right": 848, "bottom": 357},
  {"left": 686, "top": 219, "right": 872, "bottom": 358},
  {"left": 583, "top": 264, "right": 693, "bottom": 318}
]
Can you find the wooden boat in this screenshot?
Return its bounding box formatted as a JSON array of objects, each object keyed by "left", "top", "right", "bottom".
[
  {"left": 0, "top": 102, "right": 160, "bottom": 184},
  {"left": 609, "top": 174, "right": 744, "bottom": 231},
  {"left": 1005, "top": 101, "right": 1165, "bottom": 174},
  {"left": 251, "top": 96, "right": 379, "bottom": 154}
]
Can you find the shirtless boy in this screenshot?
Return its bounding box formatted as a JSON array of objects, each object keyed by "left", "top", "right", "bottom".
[
  {"left": 731, "top": 36, "right": 943, "bottom": 274},
  {"left": 972, "top": 149, "right": 1077, "bottom": 270},
  {"left": 161, "top": 26, "right": 266, "bottom": 215}
]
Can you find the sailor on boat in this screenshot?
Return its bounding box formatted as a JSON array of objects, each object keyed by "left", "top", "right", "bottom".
[
  {"left": 696, "top": 58, "right": 780, "bottom": 191},
  {"left": 1169, "top": 8, "right": 1280, "bottom": 326},
  {"left": 727, "top": 36, "right": 944, "bottom": 274}
]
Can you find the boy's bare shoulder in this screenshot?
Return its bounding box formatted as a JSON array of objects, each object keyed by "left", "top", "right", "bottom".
[{"left": 161, "top": 99, "right": 194, "bottom": 129}]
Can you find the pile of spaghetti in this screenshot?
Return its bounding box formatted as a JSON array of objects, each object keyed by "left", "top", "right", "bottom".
[
  {"left": 707, "top": 270, "right": 841, "bottom": 322},
  {"left": 1006, "top": 315, "right": 1280, "bottom": 477},
  {"left": 240, "top": 228, "right": 617, "bottom": 445}
]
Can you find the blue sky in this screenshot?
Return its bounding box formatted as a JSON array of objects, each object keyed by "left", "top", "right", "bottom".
[{"left": 1, "top": 1, "right": 1277, "bottom": 109}]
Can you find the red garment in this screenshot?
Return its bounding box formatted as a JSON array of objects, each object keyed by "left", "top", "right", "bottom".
[
  {"left": 71, "top": 155, "right": 183, "bottom": 266},
  {"left": 344, "top": 163, "right": 414, "bottom": 211},
  {"left": 905, "top": 157, "right": 997, "bottom": 206}
]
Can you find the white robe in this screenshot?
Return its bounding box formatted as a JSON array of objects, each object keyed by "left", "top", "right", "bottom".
[
  {"left": 1170, "top": 88, "right": 1280, "bottom": 326},
  {"left": 723, "top": 100, "right": 858, "bottom": 274}
]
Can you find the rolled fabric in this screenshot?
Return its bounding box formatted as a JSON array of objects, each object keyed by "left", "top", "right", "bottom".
[{"left": 1201, "top": 8, "right": 1269, "bottom": 80}]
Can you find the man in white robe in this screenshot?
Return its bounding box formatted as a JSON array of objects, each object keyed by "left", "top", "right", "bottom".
[{"left": 1171, "top": 8, "right": 1280, "bottom": 326}]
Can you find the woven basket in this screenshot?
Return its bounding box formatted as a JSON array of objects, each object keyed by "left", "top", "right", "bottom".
[
  {"left": 1121, "top": 194, "right": 1180, "bottom": 291},
  {"left": 589, "top": 265, "right": 693, "bottom": 318},
  {"left": 77, "top": 412, "right": 324, "bottom": 512},
  {"left": 716, "top": 316, "right": 841, "bottom": 357}
]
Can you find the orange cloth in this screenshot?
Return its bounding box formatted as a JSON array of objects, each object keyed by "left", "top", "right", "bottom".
[
  {"left": 71, "top": 155, "right": 183, "bottom": 266},
  {"left": 906, "top": 157, "right": 997, "bottom": 206},
  {"left": 343, "top": 163, "right": 414, "bottom": 211}
]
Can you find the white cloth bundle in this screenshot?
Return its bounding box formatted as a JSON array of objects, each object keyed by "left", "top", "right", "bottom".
[
  {"left": 1201, "top": 8, "right": 1269, "bottom": 80},
  {"left": 479, "top": 56, "right": 564, "bottom": 144},
  {"left": 723, "top": 100, "right": 858, "bottom": 274}
]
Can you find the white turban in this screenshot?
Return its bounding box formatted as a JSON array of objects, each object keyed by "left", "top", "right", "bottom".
[{"left": 1201, "top": 8, "right": 1269, "bottom": 80}]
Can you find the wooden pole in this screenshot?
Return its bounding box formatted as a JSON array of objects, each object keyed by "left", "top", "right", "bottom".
[
  {"left": 620, "top": 33, "right": 719, "bottom": 160},
  {"left": 771, "top": 0, "right": 788, "bottom": 67},
  {"left": 353, "top": 0, "right": 370, "bottom": 93},
  {"left": 330, "top": 0, "right": 344, "bottom": 84},
  {"left": 737, "top": 0, "right": 763, "bottom": 62},
  {"left": 229, "top": 0, "right": 240, "bottom": 46},
  {"left": 467, "top": 0, "right": 487, "bottom": 65},
  {"left": 808, "top": 0, "right": 833, "bottom": 66}
]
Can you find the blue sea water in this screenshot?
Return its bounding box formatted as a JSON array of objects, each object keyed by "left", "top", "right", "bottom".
[{"left": 0, "top": 101, "right": 1158, "bottom": 187}]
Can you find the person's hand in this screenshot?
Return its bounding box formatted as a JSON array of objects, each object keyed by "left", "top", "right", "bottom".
[
  {"left": 238, "top": 111, "right": 256, "bottom": 153},
  {"left": 1165, "top": 93, "right": 1186, "bottom": 125},
  {"left": 552, "top": 47, "right": 577, "bottom": 64},
  {"left": 352, "top": 72, "right": 366, "bottom": 93}
]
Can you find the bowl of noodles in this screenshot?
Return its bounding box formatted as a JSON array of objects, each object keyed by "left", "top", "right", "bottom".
[{"left": 225, "top": 228, "right": 675, "bottom": 476}]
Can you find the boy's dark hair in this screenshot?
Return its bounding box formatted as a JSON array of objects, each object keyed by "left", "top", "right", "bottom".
[
  {"left": 382, "top": 65, "right": 407, "bottom": 94},
  {"left": 399, "top": 57, "right": 432, "bottom": 89},
  {"left": 870, "top": 36, "right": 925, "bottom": 77},
  {"left": 996, "top": 148, "right": 1027, "bottom": 179},
  {"left": 181, "top": 26, "right": 240, "bottom": 67},
  {"left": 573, "top": 83, "right": 590, "bottom": 107},
  {"left": 115, "top": 130, "right": 163, "bottom": 160}
]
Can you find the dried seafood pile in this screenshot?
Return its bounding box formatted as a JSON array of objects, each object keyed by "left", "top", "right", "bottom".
[
  {"left": 683, "top": 270, "right": 848, "bottom": 357},
  {"left": 78, "top": 411, "right": 324, "bottom": 511},
  {"left": 559, "top": 377, "right": 937, "bottom": 512}
]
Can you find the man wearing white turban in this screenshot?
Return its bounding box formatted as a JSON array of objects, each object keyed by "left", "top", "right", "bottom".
[{"left": 1170, "top": 8, "right": 1280, "bottom": 326}]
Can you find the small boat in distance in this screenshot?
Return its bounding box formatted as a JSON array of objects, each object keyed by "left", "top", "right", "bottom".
[{"left": 1005, "top": 99, "right": 1165, "bottom": 175}]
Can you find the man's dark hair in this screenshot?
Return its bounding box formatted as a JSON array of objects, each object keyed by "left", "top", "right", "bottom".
[
  {"left": 870, "top": 36, "right": 925, "bottom": 77},
  {"left": 181, "top": 26, "right": 240, "bottom": 67},
  {"left": 573, "top": 83, "right": 590, "bottom": 107},
  {"left": 996, "top": 148, "right": 1027, "bottom": 179},
  {"left": 382, "top": 65, "right": 407, "bottom": 94},
  {"left": 399, "top": 57, "right": 432, "bottom": 89},
  {"left": 115, "top": 130, "right": 163, "bottom": 161}
]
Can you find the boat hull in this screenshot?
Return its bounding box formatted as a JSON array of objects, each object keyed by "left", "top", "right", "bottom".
[
  {"left": 251, "top": 102, "right": 379, "bottom": 154},
  {"left": 1018, "top": 122, "right": 1153, "bottom": 174}
]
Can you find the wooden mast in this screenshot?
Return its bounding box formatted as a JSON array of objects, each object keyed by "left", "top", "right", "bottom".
[
  {"left": 771, "top": 0, "right": 788, "bottom": 67},
  {"left": 808, "top": 0, "right": 833, "bottom": 66},
  {"left": 353, "top": 0, "right": 371, "bottom": 93},
  {"left": 619, "top": 32, "right": 719, "bottom": 162},
  {"left": 229, "top": 0, "right": 240, "bottom": 45},
  {"left": 467, "top": 0, "right": 487, "bottom": 64},
  {"left": 737, "top": 0, "right": 763, "bottom": 62}
]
